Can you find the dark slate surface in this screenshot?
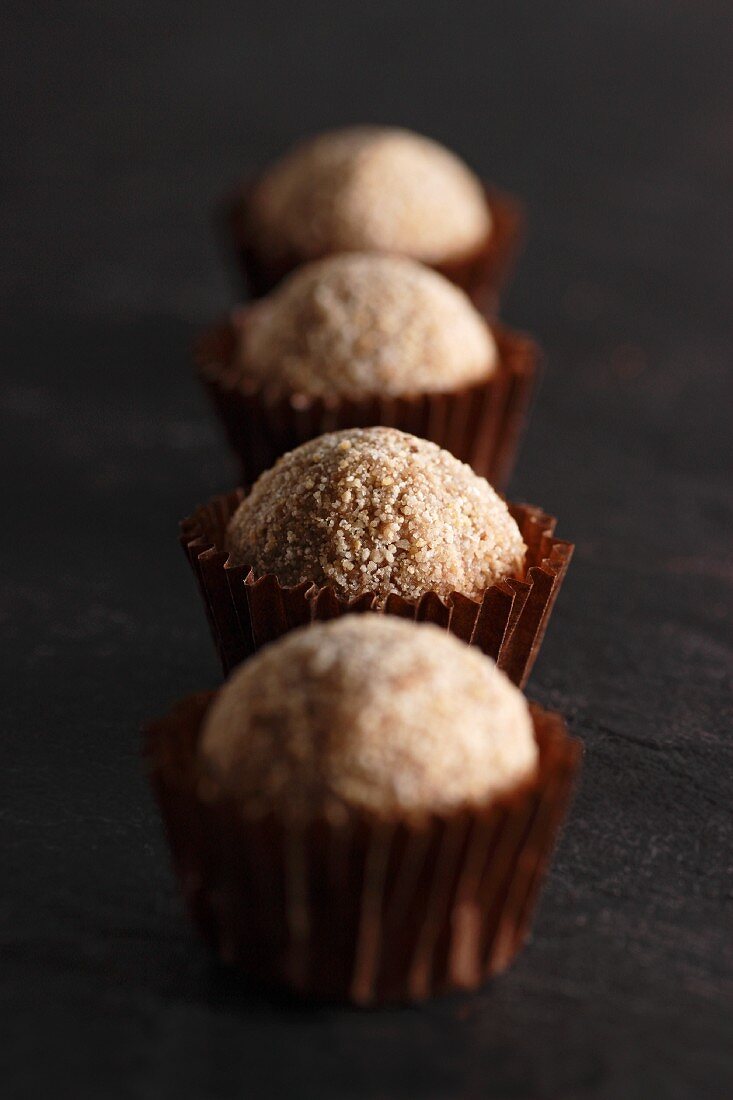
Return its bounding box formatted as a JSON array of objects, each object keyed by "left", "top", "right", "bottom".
[{"left": 2, "top": 3, "right": 732, "bottom": 1098}]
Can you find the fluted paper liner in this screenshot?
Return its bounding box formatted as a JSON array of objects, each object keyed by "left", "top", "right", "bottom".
[
  {"left": 180, "top": 492, "right": 573, "bottom": 688},
  {"left": 223, "top": 182, "right": 525, "bottom": 315},
  {"left": 196, "top": 322, "right": 539, "bottom": 491},
  {"left": 145, "top": 694, "right": 580, "bottom": 1005}
]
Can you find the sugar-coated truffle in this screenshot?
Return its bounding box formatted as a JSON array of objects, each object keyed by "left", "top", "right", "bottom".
[
  {"left": 226, "top": 427, "right": 525, "bottom": 601},
  {"left": 236, "top": 253, "right": 497, "bottom": 399},
  {"left": 199, "top": 616, "right": 537, "bottom": 820},
  {"left": 248, "top": 126, "right": 492, "bottom": 265}
]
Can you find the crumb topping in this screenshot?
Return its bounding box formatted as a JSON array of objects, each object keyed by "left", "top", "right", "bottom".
[
  {"left": 199, "top": 616, "right": 538, "bottom": 820},
  {"left": 226, "top": 427, "right": 525, "bottom": 601},
  {"left": 236, "top": 253, "right": 496, "bottom": 399},
  {"left": 248, "top": 126, "right": 492, "bottom": 264}
]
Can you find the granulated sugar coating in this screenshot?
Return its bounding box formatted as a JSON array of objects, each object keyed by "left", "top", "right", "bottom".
[
  {"left": 237, "top": 253, "right": 496, "bottom": 399},
  {"left": 199, "top": 617, "right": 538, "bottom": 821},
  {"left": 226, "top": 427, "right": 525, "bottom": 601},
  {"left": 248, "top": 126, "right": 492, "bottom": 265}
]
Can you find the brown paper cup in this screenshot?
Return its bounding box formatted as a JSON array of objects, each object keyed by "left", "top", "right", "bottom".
[
  {"left": 195, "top": 322, "right": 539, "bottom": 492},
  {"left": 180, "top": 492, "right": 573, "bottom": 688},
  {"left": 222, "top": 182, "right": 525, "bottom": 315},
  {"left": 145, "top": 694, "right": 580, "bottom": 1005}
]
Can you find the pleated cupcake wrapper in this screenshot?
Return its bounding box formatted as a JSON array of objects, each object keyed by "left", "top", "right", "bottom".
[
  {"left": 222, "top": 182, "right": 525, "bottom": 316},
  {"left": 196, "top": 323, "right": 539, "bottom": 492},
  {"left": 145, "top": 695, "right": 581, "bottom": 1005},
  {"left": 180, "top": 493, "right": 574, "bottom": 688}
]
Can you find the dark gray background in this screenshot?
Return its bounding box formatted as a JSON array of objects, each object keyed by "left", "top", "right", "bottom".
[{"left": 2, "top": 2, "right": 732, "bottom": 1098}]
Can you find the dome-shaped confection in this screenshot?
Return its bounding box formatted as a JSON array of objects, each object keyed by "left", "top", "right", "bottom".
[
  {"left": 226, "top": 427, "right": 525, "bottom": 602},
  {"left": 236, "top": 253, "right": 496, "bottom": 399},
  {"left": 248, "top": 126, "right": 492, "bottom": 265},
  {"left": 199, "top": 616, "right": 537, "bottom": 820}
]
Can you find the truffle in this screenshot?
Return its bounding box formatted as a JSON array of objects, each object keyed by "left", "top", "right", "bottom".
[
  {"left": 226, "top": 427, "right": 525, "bottom": 601},
  {"left": 199, "top": 616, "right": 538, "bottom": 820},
  {"left": 236, "top": 253, "right": 497, "bottom": 399},
  {"left": 248, "top": 126, "right": 492, "bottom": 266}
]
